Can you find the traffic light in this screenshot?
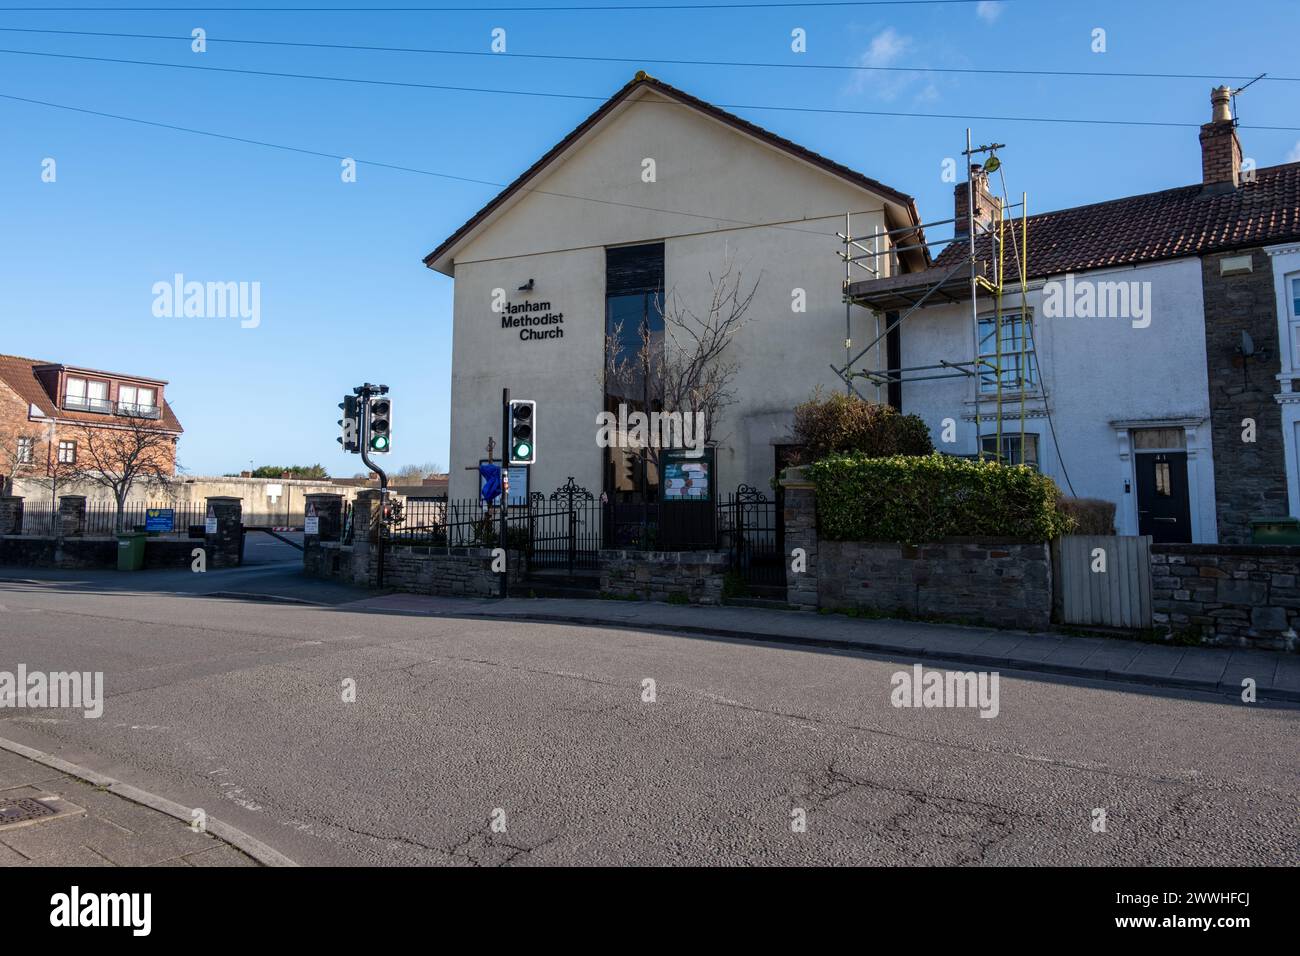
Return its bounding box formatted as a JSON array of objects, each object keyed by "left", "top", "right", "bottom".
[
  {"left": 337, "top": 395, "right": 359, "bottom": 453},
  {"left": 508, "top": 399, "right": 535, "bottom": 465},
  {"left": 367, "top": 397, "right": 393, "bottom": 454}
]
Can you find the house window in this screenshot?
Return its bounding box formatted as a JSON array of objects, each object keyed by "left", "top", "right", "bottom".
[
  {"left": 65, "top": 376, "right": 110, "bottom": 413},
  {"left": 981, "top": 432, "right": 1040, "bottom": 469},
  {"left": 118, "top": 385, "right": 157, "bottom": 416},
  {"left": 17, "top": 437, "right": 34, "bottom": 464},
  {"left": 977, "top": 312, "right": 1037, "bottom": 394},
  {"left": 1291, "top": 276, "right": 1300, "bottom": 319},
  {"left": 57, "top": 440, "right": 76, "bottom": 464}
]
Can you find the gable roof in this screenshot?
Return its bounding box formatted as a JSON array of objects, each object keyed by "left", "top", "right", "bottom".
[
  {"left": 423, "top": 72, "right": 925, "bottom": 275},
  {"left": 0, "top": 354, "right": 184, "bottom": 433},
  {"left": 931, "top": 161, "right": 1300, "bottom": 279}
]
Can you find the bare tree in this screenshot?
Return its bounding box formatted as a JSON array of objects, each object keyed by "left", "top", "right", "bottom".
[
  {"left": 65, "top": 414, "right": 178, "bottom": 532},
  {"left": 390, "top": 461, "right": 447, "bottom": 484},
  {"left": 604, "top": 254, "right": 760, "bottom": 480}
]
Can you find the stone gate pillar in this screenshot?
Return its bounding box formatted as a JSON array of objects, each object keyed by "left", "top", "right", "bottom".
[
  {"left": 204, "top": 496, "right": 243, "bottom": 569},
  {"left": 780, "top": 467, "right": 819, "bottom": 610},
  {"left": 58, "top": 496, "right": 87, "bottom": 538},
  {"left": 304, "top": 493, "right": 343, "bottom": 542},
  {"left": 0, "top": 496, "right": 23, "bottom": 535}
]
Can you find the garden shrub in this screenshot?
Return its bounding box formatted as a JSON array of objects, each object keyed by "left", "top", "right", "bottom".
[
  {"left": 1056, "top": 496, "right": 1116, "bottom": 535},
  {"left": 806, "top": 453, "right": 1075, "bottom": 543},
  {"left": 791, "top": 392, "right": 933, "bottom": 463}
]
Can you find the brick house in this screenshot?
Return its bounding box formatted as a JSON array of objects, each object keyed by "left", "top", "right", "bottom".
[
  {"left": 0, "top": 354, "right": 183, "bottom": 494},
  {"left": 846, "top": 86, "right": 1300, "bottom": 545}
]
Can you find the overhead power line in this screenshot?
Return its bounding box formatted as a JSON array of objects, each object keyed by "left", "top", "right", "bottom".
[
  {"left": 3, "top": 48, "right": 1297, "bottom": 130},
  {"left": 0, "top": 90, "right": 887, "bottom": 242},
  {"left": 1, "top": 26, "right": 1292, "bottom": 83},
  {"left": 0, "top": 1, "right": 998, "bottom": 11}
]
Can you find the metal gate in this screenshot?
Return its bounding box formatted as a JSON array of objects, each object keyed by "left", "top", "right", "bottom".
[
  {"left": 1054, "top": 534, "right": 1153, "bottom": 628},
  {"left": 718, "top": 485, "right": 785, "bottom": 593},
  {"left": 525, "top": 478, "right": 600, "bottom": 578}
]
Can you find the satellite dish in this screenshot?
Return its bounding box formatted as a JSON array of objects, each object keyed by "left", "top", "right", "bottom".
[
  {"left": 1240, "top": 330, "right": 1255, "bottom": 357},
  {"left": 983, "top": 155, "right": 1001, "bottom": 173}
]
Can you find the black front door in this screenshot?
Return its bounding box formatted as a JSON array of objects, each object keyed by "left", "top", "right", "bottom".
[{"left": 1135, "top": 451, "right": 1192, "bottom": 543}]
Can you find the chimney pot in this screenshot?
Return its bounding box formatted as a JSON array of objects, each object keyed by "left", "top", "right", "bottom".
[
  {"left": 1210, "top": 85, "right": 1232, "bottom": 123},
  {"left": 1199, "top": 84, "right": 1242, "bottom": 189}
]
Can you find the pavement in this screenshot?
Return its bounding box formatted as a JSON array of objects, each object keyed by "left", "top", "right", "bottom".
[
  {"left": 0, "top": 563, "right": 1295, "bottom": 865},
  {"left": 0, "top": 745, "right": 257, "bottom": 867},
  {"left": 346, "top": 593, "right": 1300, "bottom": 704}
]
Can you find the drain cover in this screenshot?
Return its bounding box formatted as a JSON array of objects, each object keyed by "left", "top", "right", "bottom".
[{"left": 0, "top": 797, "right": 58, "bottom": 825}]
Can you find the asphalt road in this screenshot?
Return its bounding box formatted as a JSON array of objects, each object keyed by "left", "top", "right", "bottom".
[{"left": 0, "top": 572, "right": 1295, "bottom": 866}]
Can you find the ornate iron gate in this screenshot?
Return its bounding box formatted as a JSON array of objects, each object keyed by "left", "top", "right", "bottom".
[
  {"left": 718, "top": 485, "right": 785, "bottom": 594},
  {"left": 526, "top": 478, "right": 600, "bottom": 579}
]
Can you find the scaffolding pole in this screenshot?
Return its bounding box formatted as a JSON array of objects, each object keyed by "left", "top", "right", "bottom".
[{"left": 831, "top": 129, "right": 1029, "bottom": 468}]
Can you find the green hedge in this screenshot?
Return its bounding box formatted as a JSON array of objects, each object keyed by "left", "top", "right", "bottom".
[{"left": 806, "top": 453, "right": 1075, "bottom": 543}]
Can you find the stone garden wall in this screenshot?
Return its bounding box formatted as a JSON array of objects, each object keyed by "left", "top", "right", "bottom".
[
  {"left": 599, "top": 550, "right": 729, "bottom": 605},
  {"left": 816, "top": 539, "right": 1053, "bottom": 630},
  {"left": 1151, "top": 544, "right": 1300, "bottom": 651}
]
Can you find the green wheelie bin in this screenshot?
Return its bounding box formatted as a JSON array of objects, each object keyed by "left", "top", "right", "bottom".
[{"left": 116, "top": 532, "right": 147, "bottom": 571}]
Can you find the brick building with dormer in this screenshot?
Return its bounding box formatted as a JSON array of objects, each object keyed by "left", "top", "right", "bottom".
[{"left": 0, "top": 354, "right": 183, "bottom": 494}]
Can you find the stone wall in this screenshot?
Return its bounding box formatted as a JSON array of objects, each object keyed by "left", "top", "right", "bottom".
[
  {"left": 817, "top": 539, "right": 1053, "bottom": 630},
  {"left": 1151, "top": 543, "right": 1300, "bottom": 651},
  {"left": 304, "top": 538, "right": 517, "bottom": 598},
  {"left": 1200, "top": 248, "right": 1289, "bottom": 543},
  {"left": 599, "top": 549, "right": 729, "bottom": 605},
  {"left": 0, "top": 535, "right": 201, "bottom": 570}
]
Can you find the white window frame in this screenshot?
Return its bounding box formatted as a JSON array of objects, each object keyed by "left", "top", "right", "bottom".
[
  {"left": 980, "top": 431, "right": 1040, "bottom": 469},
  {"left": 57, "top": 440, "right": 76, "bottom": 464},
  {"left": 977, "top": 311, "right": 1038, "bottom": 395},
  {"left": 16, "top": 436, "right": 33, "bottom": 464}
]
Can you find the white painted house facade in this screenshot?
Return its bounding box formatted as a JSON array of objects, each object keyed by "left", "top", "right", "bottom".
[
  {"left": 847, "top": 86, "right": 1300, "bottom": 544},
  {"left": 878, "top": 256, "right": 1220, "bottom": 542}
]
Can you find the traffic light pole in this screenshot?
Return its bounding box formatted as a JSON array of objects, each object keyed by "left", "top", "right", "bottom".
[
  {"left": 499, "top": 386, "right": 509, "bottom": 599},
  {"left": 358, "top": 382, "right": 388, "bottom": 590}
]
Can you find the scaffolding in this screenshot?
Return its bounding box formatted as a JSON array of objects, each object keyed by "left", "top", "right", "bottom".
[{"left": 833, "top": 130, "right": 1034, "bottom": 465}]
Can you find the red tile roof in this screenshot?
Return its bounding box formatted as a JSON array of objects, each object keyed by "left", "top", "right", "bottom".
[
  {"left": 0, "top": 354, "right": 183, "bottom": 433},
  {"left": 933, "top": 162, "right": 1300, "bottom": 278}
]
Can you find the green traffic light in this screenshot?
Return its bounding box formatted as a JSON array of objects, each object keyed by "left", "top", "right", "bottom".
[
  {"left": 371, "top": 435, "right": 389, "bottom": 451},
  {"left": 513, "top": 442, "right": 531, "bottom": 460}
]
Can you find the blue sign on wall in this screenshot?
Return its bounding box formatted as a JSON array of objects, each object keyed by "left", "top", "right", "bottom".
[{"left": 144, "top": 508, "right": 175, "bottom": 532}]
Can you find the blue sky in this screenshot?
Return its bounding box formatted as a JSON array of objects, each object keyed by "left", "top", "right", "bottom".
[{"left": 2, "top": 0, "right": 1296, "bottom": 477}]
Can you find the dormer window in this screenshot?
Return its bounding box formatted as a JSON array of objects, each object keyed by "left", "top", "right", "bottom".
[
  {"left": 65, "top": 376, "right": 111, "bottom": 413},
  {"left": 118, "top": 384, "right": 160, "bottom": 418}
]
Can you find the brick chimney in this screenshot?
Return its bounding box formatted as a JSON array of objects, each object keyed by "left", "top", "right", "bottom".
[
  {"left": 1199, "top": 85, "right": 1242, "bottom": 190},
  {"left": 954, "top": 164, "right": 1002, "bottom": 241}
]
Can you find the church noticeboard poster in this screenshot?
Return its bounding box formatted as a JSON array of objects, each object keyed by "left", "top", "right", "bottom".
[{"left": 662, "top": 449, "right": 712, "bottom": 501}]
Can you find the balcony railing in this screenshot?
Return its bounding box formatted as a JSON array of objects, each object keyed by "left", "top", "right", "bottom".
[
  {"left": 63, "top": 394, "right": 113, "bottom": 414},
  {"left": 116, "top": 401, "right": 162, "bottom": 419}
]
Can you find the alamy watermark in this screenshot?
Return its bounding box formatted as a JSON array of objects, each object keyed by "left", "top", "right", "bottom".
[
  {"left": 890, "top": 664, "right": 1000, "bottom": 718},
  {"left": 152, "top": 273, "right": 261, "bottom": 329},
  {"left": 0, "top": 665, "right": 104, "bottom": 718},
  {"left": 1042, "top": 273, "right": 1150, "bottom": 328},
  {"left": 596, "top": 403, "right": 706, "bottom": 458}
]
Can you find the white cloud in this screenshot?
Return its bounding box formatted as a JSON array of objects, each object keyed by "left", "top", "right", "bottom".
[
  {"left": 845, "top": 28, "right": 916, "bottom": 98},
  {"left": 976, "top": 1, "right": 1004, "bottom": 23},
  {"left": 1287, "top": 140, "right": 1300, "bottom": 163},
  {"left": 860, "top": 26, "right": 911, "bottom": 68}
]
